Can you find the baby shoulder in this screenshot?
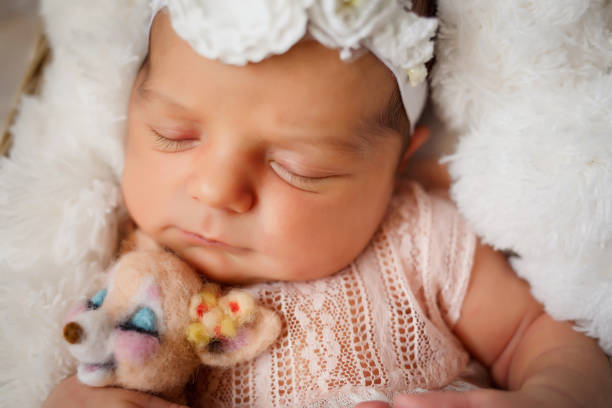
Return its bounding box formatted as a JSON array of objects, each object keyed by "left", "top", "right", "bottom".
[
  {"left": 386, "top": 180, "right": 475, "bottom": 260},
  {"left": 384, "top": 181, "right": 478, "bottom": 326}
]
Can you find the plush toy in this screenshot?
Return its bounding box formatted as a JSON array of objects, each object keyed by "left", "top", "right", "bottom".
[{"left": 61, "top": 231, "right": 281, "bottom": 404}]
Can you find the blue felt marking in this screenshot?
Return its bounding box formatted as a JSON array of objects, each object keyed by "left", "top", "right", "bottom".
[
  {"left": 130, "top": 307, "right": 157, "bottom": 334},
  {"left": 89, "top": 288, "right": 107, "bottom": 309}
]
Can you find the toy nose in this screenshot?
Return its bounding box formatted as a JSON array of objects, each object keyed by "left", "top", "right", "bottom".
[{"left": 63, "top": 322, "right": 85, "bottom": 344}]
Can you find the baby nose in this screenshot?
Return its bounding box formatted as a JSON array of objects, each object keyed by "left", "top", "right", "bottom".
[
  {"left": 187, "top": 155, "right": 255, "bottom": 214},
  {"left": 63, "top": 321, "right": 85, "bottom": 344},
  {"left": 189, "top": 178, "right": 254, "bottom": 213}
]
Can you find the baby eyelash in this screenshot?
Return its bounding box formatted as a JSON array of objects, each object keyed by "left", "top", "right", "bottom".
[
  {"left": 269, "top": 161, "right": 328, "bottom": 192},
  {"left": 151, "top": 129, "right": 196, "bottom": 152}
]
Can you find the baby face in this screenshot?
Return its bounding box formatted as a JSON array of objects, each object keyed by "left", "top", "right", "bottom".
[{"left": 123, "top": 12, "right": 406, "bottom": 284}]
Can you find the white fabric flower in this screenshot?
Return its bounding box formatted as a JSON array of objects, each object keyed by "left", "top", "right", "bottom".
[
  {"left": 308, "top": 0, "right": 399, "bottom": 60},
  {"left": 367, "top": 11, "right": 437, "bottom": 71},
  {"left": 366, "top": 10, "right": 437, "bottom": 88},
  {"left": 154, "top": 0, "right": 313, "bottom": 65}
]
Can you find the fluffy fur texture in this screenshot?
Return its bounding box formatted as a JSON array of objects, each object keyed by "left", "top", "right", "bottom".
[
  {"left": 0, "top": 1, "right": 149, "bottom": 406},
  {"left": 432, "top": 0, "right": 612, "bottom": 354},
  {"left": 0, "top": 0, "right": 610, "bottom": 407}
]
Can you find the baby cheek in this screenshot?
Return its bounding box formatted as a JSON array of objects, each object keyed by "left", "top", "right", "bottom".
[{"left": 114, "top": 330, "right": 160, "bottom": 366}]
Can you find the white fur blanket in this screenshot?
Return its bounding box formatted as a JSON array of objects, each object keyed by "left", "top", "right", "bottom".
[
  {"left": 1, "top": 1, "right": 148, "bottom": 406},
  {"left": 433, "top": 0, "right": 612, "bottom": 354},
  {"left": 1, "top": 1, "right": 610, "bottom": 407}
]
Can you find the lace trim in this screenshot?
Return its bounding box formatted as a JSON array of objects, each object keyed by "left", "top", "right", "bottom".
[
  {"left": 442, "top": 211, "right": 476, "bottom": 326},
  {"left": 343, "top": 264, "right": 387, "bottom": 388},
  {"left": 373, "top": 229, "right": 428, "bottom": 388}
]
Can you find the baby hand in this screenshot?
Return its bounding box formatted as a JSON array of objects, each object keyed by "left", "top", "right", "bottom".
[
  {"left": 388, "top": 388, "right": 591, "bottom": 408},
  {"left": 43, "top": 376, "right": 188, "bottom": 408}
]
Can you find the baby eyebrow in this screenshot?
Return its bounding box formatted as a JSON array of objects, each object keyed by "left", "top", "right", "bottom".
[
  {"left": 320, "top": 115, "right": 401, "bottom": 157},
  {"left": 279, "top": 109, "right": 400, "bottom": 156},
  {"left": 294, "top": 130, "right": 377, "bottom": 156},
  {"left": 314, "top": 87, "right": 408, "bottom": 156},
  {"left": 136, "top": 86, "right": 205, "bottom": 126},
  {"left": 137, "top": 86, "right": 191, "bottom": 112},
  {"left": 269, "top": 119, "right": 379, "bottom": 156}
]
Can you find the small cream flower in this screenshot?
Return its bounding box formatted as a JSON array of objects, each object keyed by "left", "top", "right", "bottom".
[{"left": 407, "top": 64, "right": 427, "bottom": 86}]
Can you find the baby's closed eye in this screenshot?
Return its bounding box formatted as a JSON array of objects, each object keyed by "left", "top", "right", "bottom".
[
  {"left": 150, "top": 126, "right": 200, "bottom": 152},
  {"left": 269, "top": 160, "right": 340, "bottom": 192}
]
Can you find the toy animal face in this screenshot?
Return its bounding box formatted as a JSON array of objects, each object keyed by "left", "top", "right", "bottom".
[{"left": 63, "top": 251, "right": 204, "bottom": 395}]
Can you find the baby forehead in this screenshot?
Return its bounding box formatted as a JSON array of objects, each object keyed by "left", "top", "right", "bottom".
[{"left": 146, "top": 12, "right": 397, "bottom": 111}]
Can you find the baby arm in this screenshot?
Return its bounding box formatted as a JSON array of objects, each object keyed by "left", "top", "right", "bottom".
[{"left": 395, "top": 242, "right": 612, "bottom": 407}]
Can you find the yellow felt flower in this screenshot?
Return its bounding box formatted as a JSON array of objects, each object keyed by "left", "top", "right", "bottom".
[{"left": 186, "top": 322, "right": 211, "bottom": 347}]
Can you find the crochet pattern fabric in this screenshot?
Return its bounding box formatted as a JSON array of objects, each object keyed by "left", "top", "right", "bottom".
[{"left": 192, "top": 182, "right": 477, "bottom": 407}]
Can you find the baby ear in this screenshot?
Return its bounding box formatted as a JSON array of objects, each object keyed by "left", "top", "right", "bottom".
[{"left": 120, "top": 229, "right": 162, "bottom": 254}]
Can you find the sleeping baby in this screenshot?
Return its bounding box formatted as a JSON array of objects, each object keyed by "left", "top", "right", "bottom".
[{"left": 44, "top": 1, "right": 612, "bottom": 407}]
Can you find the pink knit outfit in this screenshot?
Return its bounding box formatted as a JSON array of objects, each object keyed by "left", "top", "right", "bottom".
[{"left": 194, "top": 181, "right": 477, "bottom": 407}]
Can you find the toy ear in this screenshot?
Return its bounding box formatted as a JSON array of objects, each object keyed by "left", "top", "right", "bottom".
[{"left": 196, "top": 308, "right": 281, "bottom": 367}]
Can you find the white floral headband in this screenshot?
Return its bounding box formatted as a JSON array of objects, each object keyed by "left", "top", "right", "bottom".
[{"left": 148, "top": 0, "right": 438, "bottom": 133}]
